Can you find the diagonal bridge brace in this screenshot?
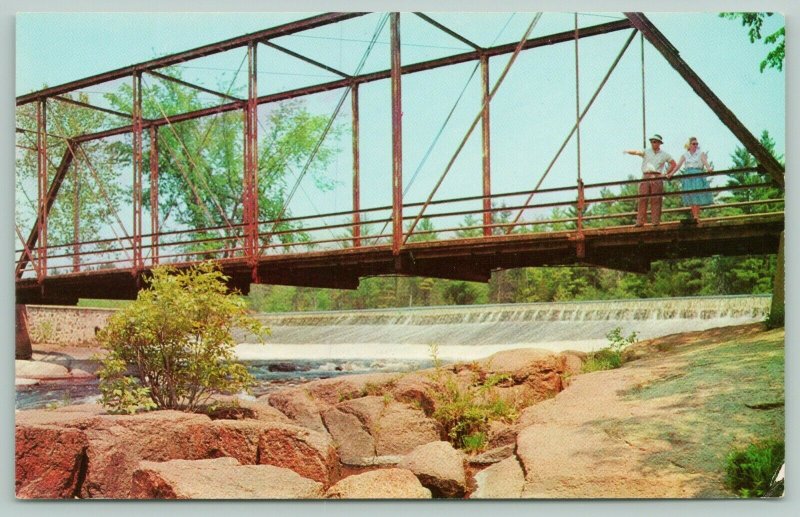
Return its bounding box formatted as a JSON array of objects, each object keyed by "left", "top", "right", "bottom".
[
  {"left": 15, "top": 145, "right": 75, "bottom": 279},
  {"left": 625, "top": 13, "right": 784, "bottom": 188}
]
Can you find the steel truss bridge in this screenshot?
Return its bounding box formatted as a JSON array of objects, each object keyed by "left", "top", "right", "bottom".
[{"left": 15, "top": 12, "right": 784, "bottom": 305}]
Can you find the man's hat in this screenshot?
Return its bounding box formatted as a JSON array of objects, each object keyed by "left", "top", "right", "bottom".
[{"left": 649, "top": 134, "right": 663, "bottom": 144}]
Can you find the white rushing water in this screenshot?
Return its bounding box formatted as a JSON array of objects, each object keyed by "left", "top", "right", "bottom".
[{"left": 234, "top": 295, "right": 771, "bottom": 361}]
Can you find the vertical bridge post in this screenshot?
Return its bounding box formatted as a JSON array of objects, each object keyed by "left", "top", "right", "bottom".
[
  {"left": 390, "top": 12, "right": 403, "bottom": 256},
  {"left": 36, "top": 99, "right": 48, "bottom": 281},
  {"left": 481, "top": 54, "right": 491, "bottom": 237},
  {"left": 149, "top": 126, "right": 160, "bottom": 265},
  {"left": 132, "top": 72, "right": 144, "bottom": 274},
  {"left": 244, "top": 42, "right": 260, "bottom": 280},
  {"left": 351, "top": 84, "right": 361, "bottom": 248}
]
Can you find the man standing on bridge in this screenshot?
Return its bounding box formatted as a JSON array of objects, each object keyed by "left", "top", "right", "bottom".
[{"left": 624, "top": 134, "right": 677, "bottom": 226}]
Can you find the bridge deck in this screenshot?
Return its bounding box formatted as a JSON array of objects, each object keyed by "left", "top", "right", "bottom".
[{"left": 16, "top": 213, "right": 782, "bottom": 305}]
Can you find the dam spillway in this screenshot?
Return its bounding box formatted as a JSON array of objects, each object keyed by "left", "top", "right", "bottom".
[{"left": 234, "top": 295, "right": 772, "bottom": 361}]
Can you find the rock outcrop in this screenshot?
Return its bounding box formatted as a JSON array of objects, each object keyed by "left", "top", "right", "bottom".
[
  {"left": 15, "top": 403, "right": 340, "bottom": 499},
  {"left": 471, "top": 455, "right": 525, "bottom": 499},
  {"left": 16, "top": 346, "right": 582, "bottom": 500},
  {"left": 325, "top": 468, "right": 431, "bottom": 499},
  {"left": 398, "top": 441, "right": 466, "bottom": 498},
  {"left": 15, "top": 424, "right": 88, "bottom": 499},
  {"left": 322, "top": 396, "right": 440, "bottom": 464},
  {"left": 131, "top": 457, "right": 324, "bottom": 499},
  {"left": 257, "top": 422, "right": 339, "bottom": 487}
]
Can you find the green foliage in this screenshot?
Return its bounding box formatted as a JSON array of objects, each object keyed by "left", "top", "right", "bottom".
[
  {"left": 461, "top": 432, "right": 487, "bottom": 453},
  {"left": 97, "top": 356, "right": 157, "bottom": 414},
  {"left": 426, "top": 346, "right": 517, "bottom": 452},
  {"left": 583, "top": 327, "right": 637, "bottom": 373},
  {"left": 97, "top": 262, "right": 268, "bottom": 412},
  {"left": 724, "top": 440, "right": 784, "bottom": 497},
  {"left": 16, "top": 92, "right": 128, "bottom": 251},
  {"left": 720, "top": 13, "right": 785, "bottom": 72}
]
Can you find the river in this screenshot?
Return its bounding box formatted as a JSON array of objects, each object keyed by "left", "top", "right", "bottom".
[{"left": 16, "top": 295, "right": 770, "bottom": 410}]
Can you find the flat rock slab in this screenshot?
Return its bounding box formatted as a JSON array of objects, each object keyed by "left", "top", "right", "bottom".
[
  {"left": 471, "top": 456, "right": 524, "bottom": 499},
  {"left": 131, "top": 457, "right": 324, "bottom": 499},
  {"left": 15, "top": 360, "right": 70, "bottom": 379},
  {"left": 325, "top": 468, "right": 431, "bottom": 499},
  {"left": 398, "top": 441, "right": 466, "bottom": 498}
]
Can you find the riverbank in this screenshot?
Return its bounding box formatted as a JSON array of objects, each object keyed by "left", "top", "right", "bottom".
[{"left": 15, "top": 322, "right": 784, "bottom": 499}]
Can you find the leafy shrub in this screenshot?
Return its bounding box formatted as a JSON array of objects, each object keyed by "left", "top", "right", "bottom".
[
  {"left": 97, "top": 263, "right": 267, "bottom": 413},
  {"left": 461, "top": 432, "right": 487, "bottom": 453},
  {"left": 426, "top": 345, "right": 518, "bottom": 452},
  {"left": 583, "top": 327, "right": 638, "bottom": 373},
  {"left": 725, "top": 440, "right": 784, "bottom": 497}
]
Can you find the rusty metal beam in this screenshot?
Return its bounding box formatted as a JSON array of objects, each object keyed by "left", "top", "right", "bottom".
[
  {"left": 351, "top": 84, "right": 361, "bottom": 248},
  {"left": 69, "top": 19, "right": 633, "bottom": 146},
  {"left": 16, "top": 145, "right": 75, "bottom": 278},
  {"left": 54, "top": 95, "right": 135, "bottom": 120},
  {"left": 413, "top": 12, "right": 482, "bottom": 51},
  {"left": 262, "top": 40, "right": 350, "bottom": 78},
  {"left": 146, "top": 70, "right": 242, "bottom": 102},
  {"left": 390, "top": 13, "right": 403, "bottom": 257},
  {"left": 72, "top": 159, "right": 80, "bottom": 273},
  {"left": 132, "top": 73, "right": 144, "bottom": 273},
  {"left": 625, "top": 12, "right": 784, "bottom": 188},
  {"left": 36, "top": 100, "right": 48, "bottom": 280},
  {"left": 244, "top": 42, "right": 260, "bottom": 278},
  {"left": 149, "top": 126, "right": 160, "bottom": 265},
  {"left": 16, "top": 12, "right": 369, "bottom": 106},
  {"left": 481, "top": 55, "right": 491, "bottom": 237}
]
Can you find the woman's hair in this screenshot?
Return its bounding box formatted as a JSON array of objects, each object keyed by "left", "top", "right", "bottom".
[{"left": 684, "top": 136, "right": 698, "bottom": 151}]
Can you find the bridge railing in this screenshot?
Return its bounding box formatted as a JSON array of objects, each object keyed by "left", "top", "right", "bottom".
[{"left": 15, "top": 167, "right": 783, "bottom": 281}]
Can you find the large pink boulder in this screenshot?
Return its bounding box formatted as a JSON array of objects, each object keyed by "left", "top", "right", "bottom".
[
  {"left": 80, "top": 411, "right": 212, "bottom": 498},
  {"left": 266, "top": 388, "right": 326, "bottom": 433},
  {"left": 15, "top": 425, "right": 88, "bottom": 499},
  {"left": 258, "top": 422, "right": 339, "bottom": 487},
  {"left": 398, "top": 441, "right": 467, "bottom": 498},
  {"left": 323, "top": 396, "right": 440, "bottom": 458},
  {"left": 15, "top": 406, "right": 102, "bottom": 499},
  {"left": 325, "top": 468, "right": 431, "bottom": 499},
  {"left": 131, "top": 457, "right": 324, "bottom": 499}
]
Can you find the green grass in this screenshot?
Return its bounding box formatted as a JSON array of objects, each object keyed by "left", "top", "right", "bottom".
[
  {"left": 77, "top": 299, "right": 132, "bottom": 309},
  {"left": 610, "top": 332, "right": 784, "bottom": 496}
]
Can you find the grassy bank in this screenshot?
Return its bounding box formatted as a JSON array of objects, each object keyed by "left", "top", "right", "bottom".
[{"left": 605, "top": 325, "right": 784, "bottom": 497}]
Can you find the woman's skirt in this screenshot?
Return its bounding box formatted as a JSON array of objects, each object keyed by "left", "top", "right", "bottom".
[{"left": 679, "top": 168, "right": 714, "bottom": 206}]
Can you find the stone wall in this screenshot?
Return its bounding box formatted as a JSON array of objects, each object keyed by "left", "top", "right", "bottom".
[{"left": 25, "top": 305, "right": 118, "bottom": 346}]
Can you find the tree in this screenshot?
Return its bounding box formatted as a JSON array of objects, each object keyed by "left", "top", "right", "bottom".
[
  {"left": 15, "top": 94, "right": 129, "bottom": 259},
  {"left": 719, "top": 130, "right": 783, "bottom": 214},
  {"left": 720, "top": 13, "right": 785, "bottom": 72},
  {"left": 103, "top": 68, "right": 342, "bottom": 256},
  {"left": 97, "top": 262, "right": 267, "bottom": 413}
]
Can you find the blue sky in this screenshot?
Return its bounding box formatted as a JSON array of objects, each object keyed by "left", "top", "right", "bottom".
[{"left": 15, "top": 10, "right": 785, "bottom": 229}]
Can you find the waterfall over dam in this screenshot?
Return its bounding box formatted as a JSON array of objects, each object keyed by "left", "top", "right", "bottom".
[{"left": 235, "top": 295, "right": 771, "bottom": 361}]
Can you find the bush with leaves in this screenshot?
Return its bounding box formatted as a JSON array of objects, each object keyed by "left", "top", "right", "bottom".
[
  {"left": 426, "top": 345, "right": 518, "bottom": 452},
  {"left": 583, "top": 327, "right": 638, "bottom": 373},
  {"left": 725, "top": 440, "right": 784, "bottom": 497},
  {"left": 97, "top": 262, "right": 267, "bottom": 413}
]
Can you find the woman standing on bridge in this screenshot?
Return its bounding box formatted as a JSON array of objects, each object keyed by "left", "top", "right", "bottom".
[{"left": 667, "top": 137, "right": 714, "bottom": 222}]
